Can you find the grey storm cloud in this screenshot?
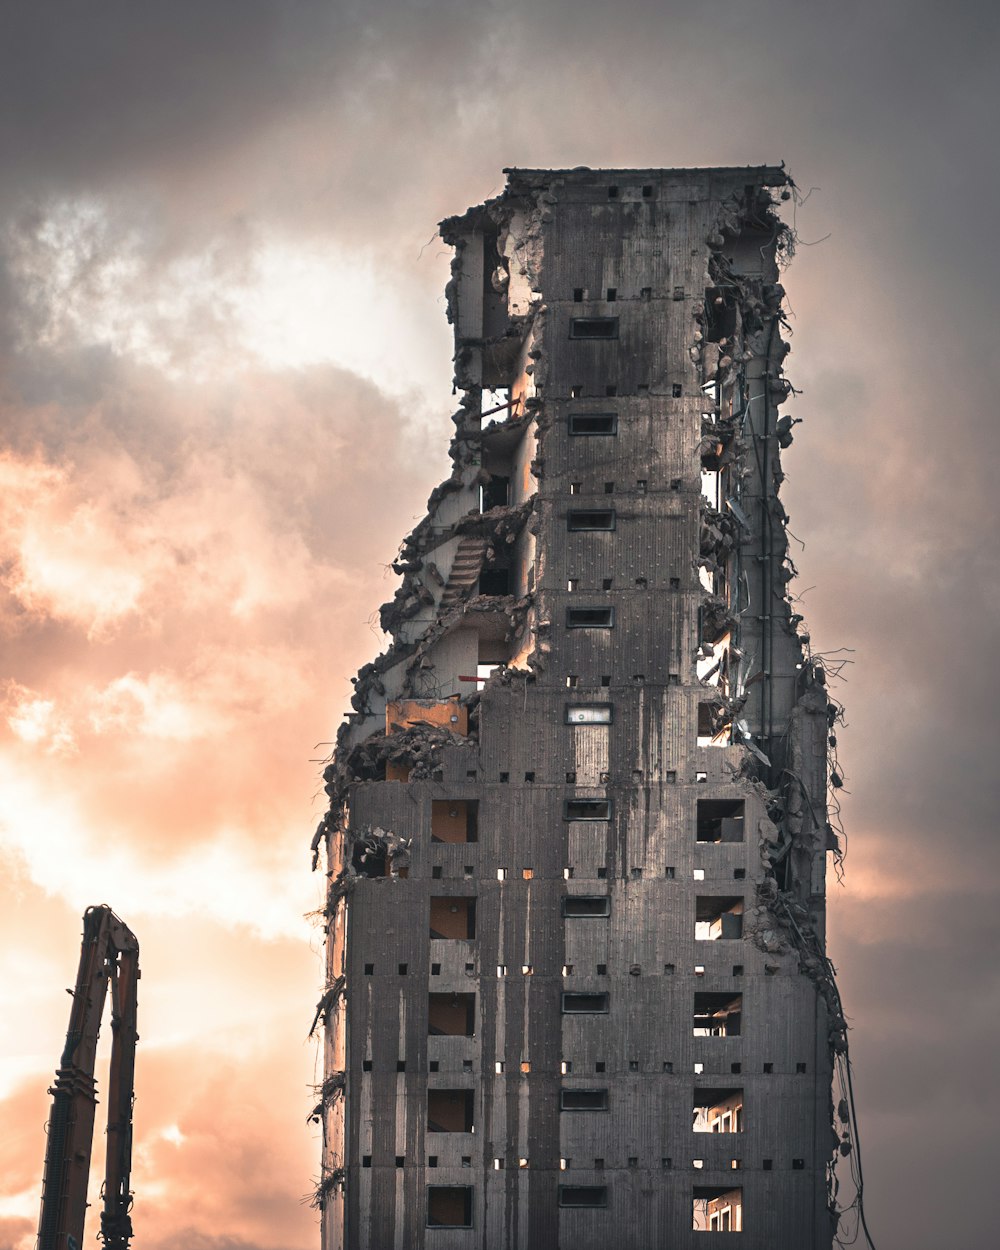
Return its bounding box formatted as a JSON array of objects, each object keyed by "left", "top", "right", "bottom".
[{"left": 1, "top": 3, "right": 998, "bottom": 1249}]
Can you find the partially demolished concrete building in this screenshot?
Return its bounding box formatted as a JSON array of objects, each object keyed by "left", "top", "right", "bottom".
[{"left": 313, "top": 166, "right": 848, "bottom": 1249}]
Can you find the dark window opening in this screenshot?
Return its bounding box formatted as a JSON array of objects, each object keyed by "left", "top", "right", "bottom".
[
  {"left": 395, "top": 1155, "right": 404, "bottom": 1166},
  {"left": 430, "top": 896, "right": 476, "bottom": 940},
  {"left": 696, "top": 799, "right": 745, "bottom": 843},
  {"left": 563, "top": 896, "right": 611, "bottom": 918},
  {"left": 427, "top": 1185, "right": 473, "bottom": 1228},
  {"left": 606, "top": 288, "right": 617, "bottom": 302},
  {"left": 362, "top": 1155, "right": 372, "bottom": 1167},
  {"left": 562, "top": 992, "right": 610, "bottom": 1014},
  {"left": 695, "top": 896, "right": 744, "bottom": 941},
  {"left": 481, "top": 474, "right": 510, "bottom": 511},
  {"left": 565, "top": 703, "right": 613, "bottom": 725},
  {"left": 693, "top": 992, "right": 743, "bottom": 1037},
  {"left": 672, "top": 383, "right": 683, "bottom": 397},
  {"left": 567, "top": 509, "right": 616, "bottom": 532},
  {"left": 693, "top": 1186, "right": 742, "bottom": 1233},
  {"left": 693, "top": 1088, "right": 744, "bottom": 1134},
  {"left": 352, "top": 838, "right": 388, "bottom": 877},
  {"left": 605, "top": 384, "right": 617, "bottom": 397},
  {"left": 428, "top": 992, "right": 476, "bottom": 1036},
  {"left": 570, "top": 317, "right": 619, "bottom": 340},
  {"left": 560, "top": 1185, "right": 608, "bottom": 1208},
  {"left": 642, "top": 185, "right": 653, "bottom": 198},
  {"left": 427, "top": 1089, "right": 475, "bottom": 1133},
  {"left": 566, "top": 607, "right": 614, "bottom": 629},
  {"left": 478, "top": 566, "right": 511, "bottom": 596},
  {"left": 607, "top": 185, "right": 619, "bottom": 199},
  {"left": 704, "top": 287, "right": 738, "bottom": 343},
  {"left": 431, "top": 800, "right": 478, "bottom": 844},
  {"left": 560, "top": 1088, "right": 609, "bottom": 1111},
  {"left": 569, "top": 412, "right": 617, "bottom": 436},
  {"left": 573, "top": 287, "right": 584, "bottom": 302},
  {"left": 698, "top": 701, "right": 732, "bottom": 746},
  {"left": 564, "top": 799, "right": 611, "bottom": 821}
]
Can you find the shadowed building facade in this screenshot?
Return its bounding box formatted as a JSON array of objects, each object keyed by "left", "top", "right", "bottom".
[{"left": 313, "top": 166, "right": 843, "bottom": 1249}]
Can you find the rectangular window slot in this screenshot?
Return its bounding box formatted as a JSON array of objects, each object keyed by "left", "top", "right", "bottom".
[
  {"left": 563, "top": 896, "right": 611, "bottom": 918},
  {"left": 559, "top": 1185, "right": 608, "bottom": 1208},
  {"left": 565, "top": 703, "right": 613, "bottom": 725},
  {"left": 428, "top": 992, "right": 476, "bottom": 1036},
  {"left": 693, "top": 992, "right": 743, "bottom": 1038},
  {"left": 562, "top": 992, "right": 610, "bottom": 1014},
  {"left": 560, "top": 1089, "right": 609, "bottom": 1111},
  {"left": 606, "top": 287, "right": 617, "bottom": 301},
  {"left": 693, "top": 1088, "right": 744, "bottom": 1134},
  {"left": 695, "top": 896, "right": 744, "bottom": 941},
  {"left": 696, "top": 799, "right": 745, "bottom": 844},
  {"left": 430, "top": 897, "right": 476, "bottom": 940},
  {"left": 573, "top": 287, "right": 584, "bottom": 302},
  {"left": 567, "top": 509, "right": 616, "bottom": 532},
  {"left": 564, "top": 799, "right": 611, "bottom": 821},
  {"left": 427, "top": 1185, "right": 474, "bottom": 1228},
  {"left": 427, "top": 1089, "right": 475, "bottom": 1134},
  {"left": 431, "top": 799, "right": 478, "bottom": 844},
  {"left": 570, "top": 317, "right": 619, "bottom": 339},
  {"left": 693, "top": 1186, "right": 742, "bottom": 1233},
  {"left": 566, "top": 607, "right": 614, "bottom": 629},
  {"left": 569, "top": 412, "right": 617, "bottom": 436}
]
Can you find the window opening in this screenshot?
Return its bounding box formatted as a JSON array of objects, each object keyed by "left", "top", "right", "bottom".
[
  {"left": 693, "top": 1186, "right": 742, "bottom": 1232},
  {"left": 427, "top": 1089, "right": 475, "bottom": 1133},
  {"left": 569, "top": 412, "right": 617, "bottom": 436},
  {"left": 430, "top": 897, "right": 476, "bottom": 940},
  {"left": 428, "top": 992, "right": 476, "bottom": 1036},
  {"left": 431, "top": 800, "right": 478, "bottom": 844},
  {"left": 570, "top": 317, "right": 619, "bottom": 339},
  {"left": 563, "top": 896, "right": 611, "bottom": 917},
  {"left": 427, "top": 1186, "right": 474, "bottom": 1228},
  {"left": 566, "top": 607, "right": 614, "bottom": 628},
  {"left": 697, "top": 701, "right": 732, "bottom": 747},
  {"left": 695, "top": 896, "right": 744, "bottom": 941},
  {"left": 565, "top": 703, "right": 613, "bottom": 725},
  {"left": 696, "top": 799, "right": 745, "bottom": 843},
  {"left": 562, "top": 992, "right": 610, "bottom": 1014},
  {"left": 567, "top": 509, "right": 616, "bottom": 531},
  {"left": 692, "top": 993, "right": 742, "bottom": 1037},
  {"left": 564, "top": 799, "right": 611, "bottom": 821},
  {"left": 693, "top": 1088, "right": 744, "bottom": 1134}
]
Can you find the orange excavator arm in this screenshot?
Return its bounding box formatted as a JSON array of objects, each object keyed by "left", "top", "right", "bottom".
[{"left": 37, "top": 905, "right": 140, "bottom": 1250}]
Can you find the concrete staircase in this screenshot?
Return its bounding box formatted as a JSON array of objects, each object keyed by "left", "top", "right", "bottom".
[{"left": 439, "top": 537, "right": 487, "bottom": 610}]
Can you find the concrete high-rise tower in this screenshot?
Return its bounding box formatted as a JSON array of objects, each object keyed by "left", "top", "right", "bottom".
[{"left": 312, "top": 166, "right": 846, "bottom": 1249}]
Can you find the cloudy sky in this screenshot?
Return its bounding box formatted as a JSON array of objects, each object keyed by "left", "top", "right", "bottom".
[{"left": 0, "top": 3, "right": 997, "bottom": 1248}]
